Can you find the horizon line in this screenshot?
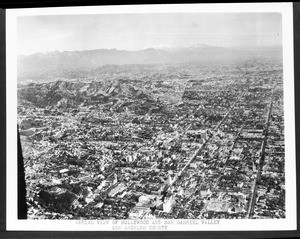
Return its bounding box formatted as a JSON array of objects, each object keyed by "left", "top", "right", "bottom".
[{"left": 18, "top": 43, "right": 283, "bottom": 57}]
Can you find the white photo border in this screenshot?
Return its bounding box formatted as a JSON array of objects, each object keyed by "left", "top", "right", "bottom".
[{"left": 6, "top": 2, "right": 296, "bottom": 231}]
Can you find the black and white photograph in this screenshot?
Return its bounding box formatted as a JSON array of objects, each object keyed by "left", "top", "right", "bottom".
[{"left": 6, "top": 3, "right": 296, "bottom": 231}]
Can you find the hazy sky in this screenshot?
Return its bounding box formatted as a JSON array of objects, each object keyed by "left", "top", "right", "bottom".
[{"left": 18, "top": 13, "right": 282, "bottom": 55}]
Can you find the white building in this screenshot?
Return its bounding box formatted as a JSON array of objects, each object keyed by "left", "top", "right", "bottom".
[{"left": 163, "top": 196, "right": 175, "bottom": 213}]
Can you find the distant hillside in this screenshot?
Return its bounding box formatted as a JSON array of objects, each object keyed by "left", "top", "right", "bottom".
[
  {"left": 18, "top": 45, "right": 282, "bottom": 81},
  {"left": 18, "top": 80, "right": 161, "bottom": 115}
]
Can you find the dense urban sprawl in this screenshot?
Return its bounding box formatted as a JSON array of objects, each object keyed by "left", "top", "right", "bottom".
[{"left": 18, "top": 60, "right": 285, "bottom": 220}]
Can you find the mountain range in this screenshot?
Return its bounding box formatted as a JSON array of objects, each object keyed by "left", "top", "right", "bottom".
[
  {"left": 18, "top": 79, "right": 161, "bottom": 114},
  {"left": 18, "top": 45, "right": 282, "bottom": 80}
]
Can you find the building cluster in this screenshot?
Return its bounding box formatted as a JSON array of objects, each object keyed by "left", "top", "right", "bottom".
[{"left": 18, "top": 60, "right": 285, "bottom": 220}]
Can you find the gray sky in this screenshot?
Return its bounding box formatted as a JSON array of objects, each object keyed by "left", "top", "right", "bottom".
[{"left": 18, "top": 13, "right": 282, "bottom": 55}]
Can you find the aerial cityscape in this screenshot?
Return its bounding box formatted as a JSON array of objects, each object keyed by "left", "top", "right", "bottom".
[{"left": 17, "top": 12, "right": 285, "bottom": 220}]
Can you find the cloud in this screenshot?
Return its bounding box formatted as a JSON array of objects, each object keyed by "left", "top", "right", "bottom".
[{"left": 143, "top": 44, "right": 173, "bottom": 50}]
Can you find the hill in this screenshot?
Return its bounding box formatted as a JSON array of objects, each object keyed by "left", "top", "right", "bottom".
[{"left": 18, "top": 45, "right": 282, "bottom": 81}]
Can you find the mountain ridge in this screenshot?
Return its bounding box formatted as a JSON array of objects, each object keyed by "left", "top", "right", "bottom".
[{"left": 18, "top": 45, "right": 282, "bottom": 80}]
